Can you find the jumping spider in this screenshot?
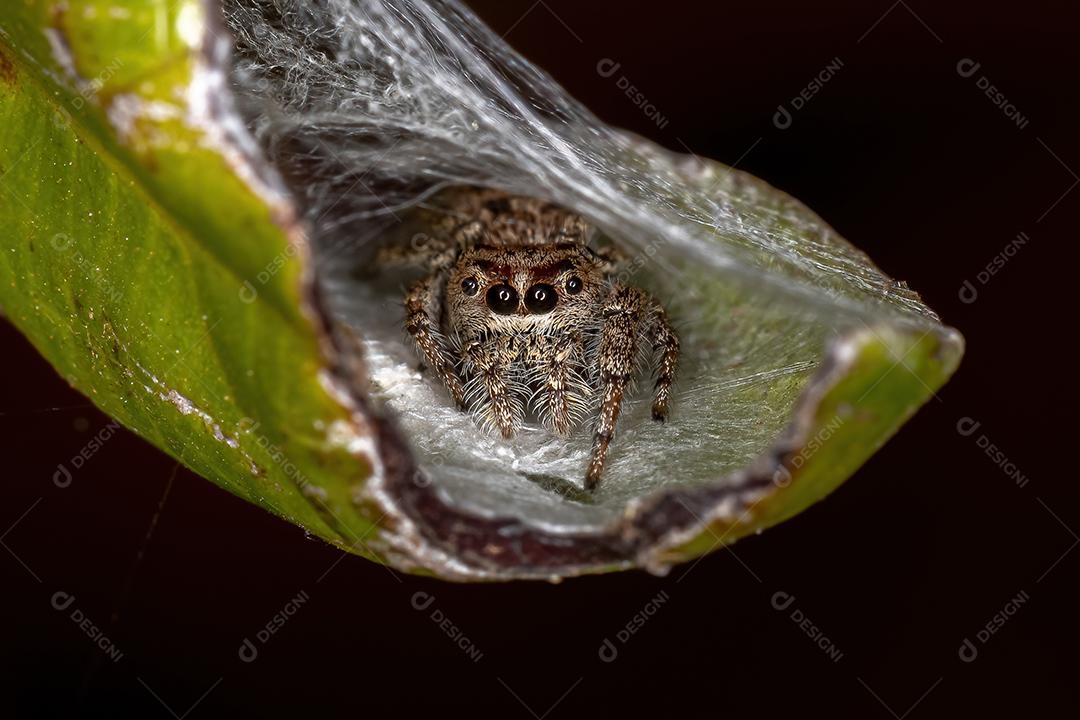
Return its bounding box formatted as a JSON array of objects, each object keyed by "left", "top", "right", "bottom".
[{"left": 378, "top": 188, "right": 679, "bottom": 491}]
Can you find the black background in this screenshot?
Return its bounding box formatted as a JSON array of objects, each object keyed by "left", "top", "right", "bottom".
[{"left": 2, "top": 1, "right": 1076, "bottom": 717}]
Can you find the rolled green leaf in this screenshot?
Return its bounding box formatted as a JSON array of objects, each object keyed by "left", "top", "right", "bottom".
[{"left": 0, "top": 0, "right": 962, "bottom": 580}]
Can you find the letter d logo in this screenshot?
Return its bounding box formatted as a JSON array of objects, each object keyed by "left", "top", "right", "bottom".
[
  {"left": 598, "top": 638, "right": 618, "bottom": 663},
  {"left": 51, "top": 591, "right": 76, "bottom": 611},
  {"left": 956, "top": 417, "right": 981, "bottom": 437},
  {"left": 596, "top": 58, "right": 620, "bottom": 78},
  {"left": 238, "top": 638, "right": 259, "bottom": 663},
  {"left": 771, "top": 591, "right": 795, "bottom": 611},
  {"left": 956, "top": 58, "right": 981, "bottom": 78},
  {"left": 773, "top": 104, "right": 793, "bottom": 130},
  {"left": 239, "top": 281, "right": 259, "bottom": 304},
  {"left": 958, "top": 279, "right": 978, "bottom": 304},
  {"left": 53, "top": 464, "right": 73, "bottom": 488},
  {"left": 411, "top": 591, "right": 435, "bottom": 611}
]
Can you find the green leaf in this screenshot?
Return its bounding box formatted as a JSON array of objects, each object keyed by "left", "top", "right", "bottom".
[
  {"left": 0, "top": 0, "right": 385, "bottom": 560},
  {"left": 0, "top": 0, "right": 962, "bottom": 580}
]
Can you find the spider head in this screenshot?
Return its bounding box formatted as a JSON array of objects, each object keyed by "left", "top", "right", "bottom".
[{"left": 448, "top": 244, "right": 605, "bottom": 335}]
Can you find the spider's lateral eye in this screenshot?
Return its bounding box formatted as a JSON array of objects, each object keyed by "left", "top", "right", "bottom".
[
  {"left": 461, "top": 277, "right": 479, "bottom": 296},
  {"left": 486, "top": 284, "right": 519, "bottom": 314},
  {"left": 565, "top": 275, "right": 583, "bottom": 295},
  {"left": 524, "top": 284, "right": 558, "bottom": 314}
]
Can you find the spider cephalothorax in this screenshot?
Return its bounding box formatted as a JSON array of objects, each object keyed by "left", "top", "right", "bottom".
[{"left": 380, "top": 188, "right": 678, "bottom": 490}]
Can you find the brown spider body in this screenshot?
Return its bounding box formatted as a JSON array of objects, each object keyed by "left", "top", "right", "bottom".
[{"left": 381, "top": 188, "right": 678, "bottom": 490}]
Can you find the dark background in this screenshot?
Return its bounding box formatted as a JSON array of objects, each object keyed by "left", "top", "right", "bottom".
[{"left": 2, "top": 0, "right": 1076, "bottom": 717}]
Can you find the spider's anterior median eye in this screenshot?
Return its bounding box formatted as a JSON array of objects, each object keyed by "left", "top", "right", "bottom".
[
  {"left": 486, "top": 284, "right": 519, "bottom": 314},
  {"left": 565, "top": 276, "right": 583, "bottom": 295},
  {"left": 461, "top": 277, "right": 479, "bottom": 296},
  {"left": 525, "top": 284, "right": 558, "bottom": 314}
]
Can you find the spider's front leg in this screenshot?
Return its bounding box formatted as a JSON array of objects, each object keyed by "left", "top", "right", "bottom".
[
  {"left": 527, "top": 334, "right": 588, "bottom": 436},
  {"left": 405, "top": 273, "right": 465, "bottom": 408},
  {"left": 464, "top": 336, "right": 524, "bottom": 439},
  {"left": 586, "top": 285, "right": 679, "bottom": 491}
]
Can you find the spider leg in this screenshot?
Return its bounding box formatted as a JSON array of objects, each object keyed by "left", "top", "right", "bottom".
[
  {"left": 648, "top": 302, "right": 679, "bottom": 422},
  {"left": 464, "top": 337, "right": 523, "bottom": 439},
  {"left": 528, "top": 334, "right": 588, "bottom": 436},
  {"left": 586, "top": 286, "right": 647, "bottom": 490},
  {"left": 586, "top": 285, "right": 679, "bottom": 490},
  {"left": 405, "top": 273, "right": 465, "bottom": 408}
]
